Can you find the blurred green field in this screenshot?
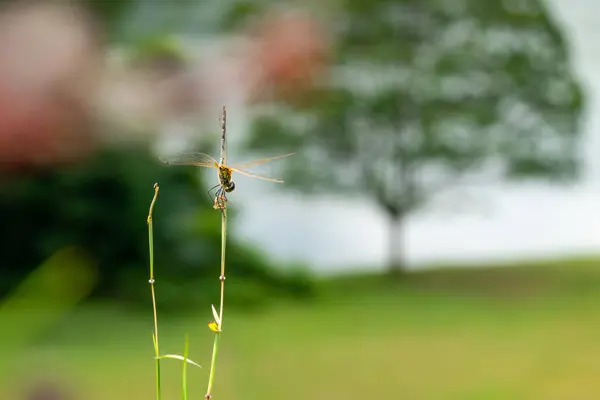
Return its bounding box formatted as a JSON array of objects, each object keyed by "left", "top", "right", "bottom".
[{"left": 5, "top": 257, "right": 600, "bottom": 400}]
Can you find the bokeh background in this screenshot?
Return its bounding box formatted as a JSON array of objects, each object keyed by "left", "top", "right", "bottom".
[{"left": 1, "top": 0, "right": 599, "bottom": 399}]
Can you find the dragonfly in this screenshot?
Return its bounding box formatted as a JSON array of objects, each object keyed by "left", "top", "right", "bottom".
[{"left": 160, "top": 107, "right": 294, "bottom": 211}]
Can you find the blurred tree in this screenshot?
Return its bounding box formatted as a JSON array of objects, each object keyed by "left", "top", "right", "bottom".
[{"left": 228, "top": 0, "right": 585, "bottom": 273}]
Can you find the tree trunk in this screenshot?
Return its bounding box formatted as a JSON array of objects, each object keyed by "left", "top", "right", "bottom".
[{"left": 387, "top": 214, "right": 405, "bottom": 276}]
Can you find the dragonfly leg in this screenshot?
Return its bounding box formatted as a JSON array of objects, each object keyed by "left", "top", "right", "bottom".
[
  {"left": 207, "top": 184, "right": 220, "bottom": 204},
  {"left": 213, "top": 187, "right": 226, "bottom": 211}
]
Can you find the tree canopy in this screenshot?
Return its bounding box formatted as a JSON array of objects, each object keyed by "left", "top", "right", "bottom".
[{"left": 232, "top": 0, "right": 585, "bottom": 271}]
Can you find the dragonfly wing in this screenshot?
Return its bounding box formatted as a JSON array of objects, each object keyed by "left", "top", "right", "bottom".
[
  {"left": 230, "top": 152, "right": 295, "bottom": 171},
  {"left": 230, "top": 167, "right": 284, "bottom": 183},
  {"left": 159, "top": 152, "right": 219, "bottom": 168}
]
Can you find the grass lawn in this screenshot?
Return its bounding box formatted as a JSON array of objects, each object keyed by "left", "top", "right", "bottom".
[{"left": 4, "top": 257, "right": 600, "bottom": 399}]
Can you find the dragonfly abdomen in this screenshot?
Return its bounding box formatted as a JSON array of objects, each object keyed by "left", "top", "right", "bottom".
[{"left": 224, "top": 181, "right": 235, "bottom": 193}]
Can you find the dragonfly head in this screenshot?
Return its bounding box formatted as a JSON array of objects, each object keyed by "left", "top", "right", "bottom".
[{"left": 224, "top": 181, "right": 235, "bottom": 193}]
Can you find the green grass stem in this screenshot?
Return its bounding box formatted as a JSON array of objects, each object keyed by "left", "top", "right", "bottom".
[
  {"left": 205, "top": 206, "right": 227, "bottom": 399},
  {"left": 182, "top": 333, "right": 190, "bottom": 400},
  {"left": 147, "top": 183, "right": 162, "bottom": 400}
]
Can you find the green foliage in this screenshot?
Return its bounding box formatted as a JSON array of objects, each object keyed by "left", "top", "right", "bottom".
[
  {"left": 229, "top": 0, "right": 584, "bottom": 221},
  {"left": 0, "top": 145, "right": 313, "bottom": 309},
  {"left": 79, "top": 0, "right": 136, "bottom": 35},
  {"left": 219, "top": 0, "right": 267, "bottom": 31},
  {"left": 128, "top": 35, "right": 189, "bottom": 70}
]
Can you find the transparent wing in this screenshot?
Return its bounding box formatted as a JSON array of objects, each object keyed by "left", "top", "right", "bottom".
[
  {"left": 230, "top": 152, "right": 295, "bottom": 171},
  {"left": 159, "top": 152, "right": 219, "bottom": 168},
  {"left": 229, "top": 167, "right": 284, "bottom": 183}
]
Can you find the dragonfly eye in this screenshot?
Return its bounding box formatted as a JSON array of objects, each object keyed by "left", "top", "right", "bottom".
[{"left": 225, "top": 181, "right": 235, "bottom": 193}]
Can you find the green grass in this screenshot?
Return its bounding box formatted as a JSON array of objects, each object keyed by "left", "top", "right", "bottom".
[{"left": 5, "top": 258, "right": 600, "bottom": 400}]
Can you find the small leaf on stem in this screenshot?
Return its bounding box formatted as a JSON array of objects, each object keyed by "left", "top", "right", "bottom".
[
  {"left": 156, "top": 354, "right": 202, "bottom": 368},
  {"left": 211, "top": 304, "right": 221, "bottom": 325}
]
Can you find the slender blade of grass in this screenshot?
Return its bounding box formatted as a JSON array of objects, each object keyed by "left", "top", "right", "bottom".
[
  {"left": 218, "top": 208, "right": 227, "bottom": 329},
  {"left": 205, "top": 333, "right": 220, "bottom": 399},
  {"left": 205, "top": 201, "right": 227, "bottom": 398},
  {"left": 0, "top": 247, "right": 95, "bottom": 379},
  {"left": 156, "top": 354, "right": 202, "bottom": 368},
  {"left": 147, "top": 183, "right": 162, "bottom": 400},
  {"left": 152, "top": 333, "right": 161, "bottom": 399},
  {"left": 182, "top": 334, "right": 190, "bottom": 400}
]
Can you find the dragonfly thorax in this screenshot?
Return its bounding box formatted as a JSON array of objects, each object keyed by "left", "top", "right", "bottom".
[{"left": 218, "top": 166, "right": 235, "bottom": 192}]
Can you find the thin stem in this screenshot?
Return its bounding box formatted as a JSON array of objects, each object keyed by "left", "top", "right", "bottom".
[
  {"left": 205, "top": 333, "right": 220, "bottom": 399},
  {"left": 182, "top": 333, "right": 190, "bottom": 400},
  {"left": 205, "top": 207, "right": 227, "bottom": 400},
  {"left": 206, "top": 105, "right": 228, "bottom": 400},
  {"left": 219, "top": 208, "right": 227, "bottom": 327},
  {"left": 147, "top": 183, "right": 162, "bottom": 400}
]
